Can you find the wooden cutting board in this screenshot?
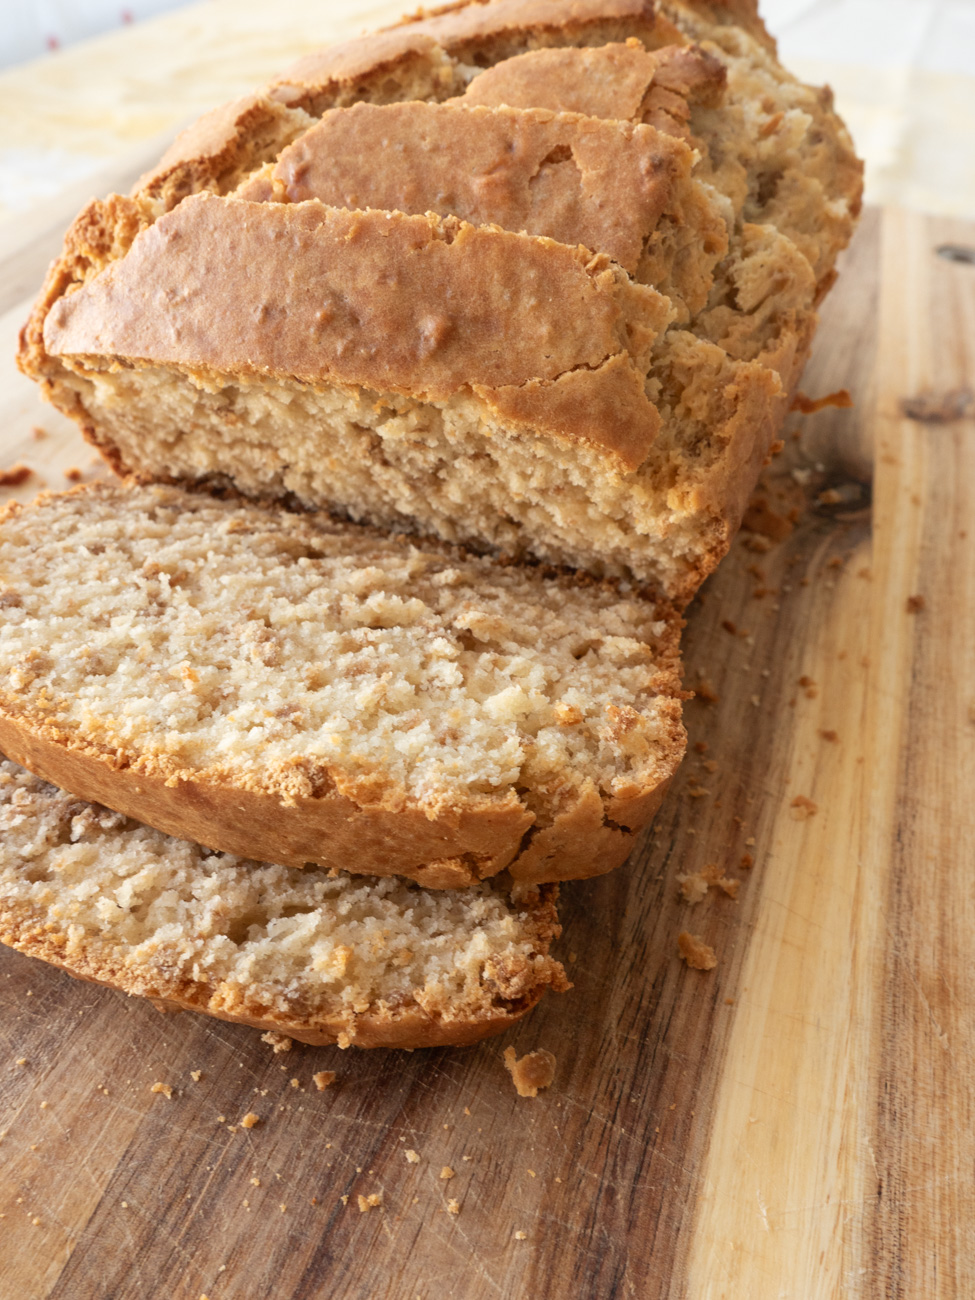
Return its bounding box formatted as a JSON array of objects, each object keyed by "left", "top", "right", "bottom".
[{"left": 0, "top": 198, "right": 973, "bottom": 1300}]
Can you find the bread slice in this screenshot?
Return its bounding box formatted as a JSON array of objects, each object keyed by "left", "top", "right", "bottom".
[
  {"left": 0, "top": 483, "right": 684, "bottom": 886},
  {"left": 18, "top": 0, "right": 860, "bottom": 603},
  {"left": 0, "top": 760, "right": 567, "bottom": 1048}
]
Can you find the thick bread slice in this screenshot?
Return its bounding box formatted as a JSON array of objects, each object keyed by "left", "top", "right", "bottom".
[
  {"left": 0, "top": 484, "right": 685, "bottom": 886},
  {"left": 234, "top": 101, "right": 728, "bottom": 318},
  {"left": 0, "top": 761, "right": 567, "bottom": 1048}
]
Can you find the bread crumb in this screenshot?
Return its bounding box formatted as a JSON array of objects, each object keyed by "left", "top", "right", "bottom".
[
  {"left": 240, "top": 1112, "right": 260, "bottom": 1129},
  {"left": 357, "top": 1193, "right": 382, "bottom": 1212},
  {"left": 150, "top": 1082, "right": 173, "bottom": 1099},
  {"left": 260, "top": 1032, "right": 292, "bottom": 1053},
  {"left": 440, "top": 1166, "right": 455, "bottom": 1180},
  {"left": 290, "top": 1078, "right": 300, "bottom": 1089},
  {"left": 313, "top": 1071, "right": 336, "bottom": 1091},
  {"left": 0, "top": 464, "right": 32, "bottom": 488},
  {"left": 677, "top": 864, "right": 739, "bottom": 903},
  {"left": 503, "top": 1046, "right": 557, "bottom": 1098},
  {"left": 790, "top": 795, "right": 818, "bottom": 820},
  {"left": 405, "top": 1150, "right": 420, "bottom": 1164},
  {"left": 792, "top": 387, "right": 853, "bottom": 414},
  {"left": 15, "top": 1058, "right": 26, "bottom": 1066},
  {"left": 250, "top": 1177, "right": 261, "bottom": 1187},
  {"left": 678, "top": 932, "right": 718, "bottom": 971},
  {"left": 190, "top": 1070, "right": 202, "bottom": 1082},
  {"left": 446, "top": 1199, "right": 460, "bottom": 1215},
  {"left": 337, "top": 1032, "right": 352, "bottom": 1049},
  {"left": 906, "top": 594, "right": 926, "bottom": 613},
  {"left": 514, "top": 1230, "right": 527, "bottom": 1240},
  {"left": 341, "top": 1195, "right": 348, "bottom": 1205},
  {"left": 527, "top": 1169, "right": 536, "bottom": 1178}
]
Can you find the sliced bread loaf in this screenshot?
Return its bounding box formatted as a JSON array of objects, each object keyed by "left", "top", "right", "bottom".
[
  {"left": 0, "top": 483, "right": 684, "bottom": 886},
  {"left": 18, "top": 0, "right": 861, "bottom": 605},
  {"left": 0, "top": 760, "right": 567, "bottom": 1048}
]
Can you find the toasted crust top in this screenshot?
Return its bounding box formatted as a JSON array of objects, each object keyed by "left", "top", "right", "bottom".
[
  {"left": 458, "top": 39, "right": 723, "bottom": 132},
  {"left": 237, "top": 101, "right": 695, "bottom": 275}
]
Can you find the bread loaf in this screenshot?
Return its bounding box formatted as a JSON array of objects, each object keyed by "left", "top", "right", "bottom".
[
  {"left": 0, "top": 483, "right": 684, "bottom": 886},
  {"left": 19, "top": 0, "right": 861, "bottom": 604},
  {"left": 0, "top": 760, "right": 567, "bottom": 1048}
]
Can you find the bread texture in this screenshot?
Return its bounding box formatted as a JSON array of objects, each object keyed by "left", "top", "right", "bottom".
[
  {"left": 0, "top": 760, "right": 567, "bottom": 1048},
  {"left": 0, "top": 483, "right": 684, "bottom": 886},
  {"left": 18, "top": 0, "right": 862, "bottom": 605}
]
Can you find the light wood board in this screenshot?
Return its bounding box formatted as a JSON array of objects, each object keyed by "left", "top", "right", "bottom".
[{"left": 0, "top": 199, "right": 973, "bottom": 1299}]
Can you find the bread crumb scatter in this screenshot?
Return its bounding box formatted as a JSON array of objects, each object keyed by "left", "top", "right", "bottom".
[
  {"left": 440, "top": 1166, "right": 455, "bottom": 1181},
  {"left": 790, "top": 795, "right": 818, "bottom": 820},
  {"left": 290, "top": 1078, "right": 300, "bottom": 1088},
  {"left": 15, "top": 1058, "right": 27, "bottom": 1066},
  {"left": 358, "top": 1193, "right": 382, "bottom": 1212},
  {"left": 405, "top": 1149, "right": 420, "bottom": 1164},
  {"left": 261, "top": 1032, "right": 292, "bottom": 1053},
  {"left": 150, "top": 1082, "right": 173, "bottom": 1099},
  {"left": 906, "top": 594, "right": 926, "bottom": 613},
  {"left": 447, "top": 1199, "right": 460, "bottom": 1215},
  {"left": 313, "top": 1071, "right": 336, "bottom": 1091},
  {"left": 190, "top": 1070, "right": 202, "bottom": 1081},
  {"left": 678, "top": 932, "right": 718, "bottom": 971},
  {"left": 503, "top": 1046, "right": 557, "bottom": 1098},
  {"left": 240, "top": 1112, "right": 260, "bottom": 1129},
  {"left": 0, "top": 464, "right": 32, "bottom": 488},
  {"left": 514, "top": 1230, "right": 527, "bottom": 1241}
]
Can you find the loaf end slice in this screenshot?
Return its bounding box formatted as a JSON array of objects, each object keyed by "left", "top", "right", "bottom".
[{"left": 0, "top": 761, "right": 567, "bottom": 1048}]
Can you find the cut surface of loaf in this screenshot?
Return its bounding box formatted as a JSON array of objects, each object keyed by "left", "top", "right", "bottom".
[
  {"left": 19, "top": 0, "right": 862, "bottom": 603},
  {"left": 0, "top": 483, "right": 684, "bottom": 886},
  {"left": 0, "top": 761, "right": 567, "bottom": 1048}
]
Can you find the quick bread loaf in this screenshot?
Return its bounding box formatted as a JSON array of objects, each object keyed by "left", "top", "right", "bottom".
[
  {"left": 0, "top": 483, "right": 684, "bottom": 887},
  {"left": 0, "top": 760, "right": 567, "bottom": 1048},
  {"left": 19, "top": 0, "right": 862, "bottom": 604}
]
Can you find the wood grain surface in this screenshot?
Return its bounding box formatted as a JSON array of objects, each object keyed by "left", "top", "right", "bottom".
[{"left": 0, "top": 198, "right": 973, "bottom": 1299}]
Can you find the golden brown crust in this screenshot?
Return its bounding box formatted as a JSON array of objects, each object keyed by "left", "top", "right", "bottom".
[
  {"left": 457, "top": 40, "right": 724, "bottom": 140},
  {"left": 44, "top": 196, "right": 668, "bottom": 465},
  {"left": 238, "top": 100, "right": 705, "bottom": 279},
  {"left": 0, "top": 890, "right": 566, "bottom": 1049}
]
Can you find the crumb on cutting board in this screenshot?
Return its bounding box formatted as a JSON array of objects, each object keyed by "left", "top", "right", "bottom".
[
  {"left": 313, "top": 1071, "right": 336, "bottom": 1091},
  {"left": 503, "top": 1046, "right": 557, "bottom": 1098},
  {"left": 357, "top": 1193, "right": 382, "bottom": 1212},
  {"left": 0, "top": 464, "right": 33, "bottom": 487},
  {"left": 261, "top": 1031, "right": 292, "bottom": 1053},
  {"left": 149, "top": 1082, "right": 173, "bottom": 1099},
  {"left": 678, "top": 932, "right": 718, "bottom": 971},
  {"left": 677, "top": 864, "right": 740, "bottom": 903},
  {"left": 240, "top": 1112, "right": 260, "bottom": 1129}
]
